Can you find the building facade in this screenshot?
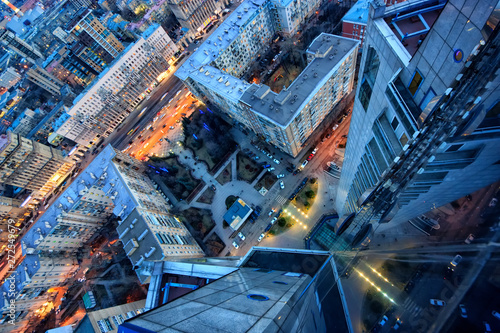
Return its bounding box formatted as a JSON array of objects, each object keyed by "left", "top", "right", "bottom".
[
  {"left": 0, "top": 67, "right": 21, "bottom": 91},
  {"left": 341, "top": 0, "right": 370, "bottom": 49},
  {"left": 177, "top": 1, "right": 358, "bottom": 157},
  {"left": 0, "top": 145, "right": 203, "bottom": 332},
  {"left": 273, "top": 0, "right": 321, "bottom": 35},
  {"left": 65, "top": 8, "right": 125, "bottom": 72},
  {"left": 0, "top": 29, "right": 44, "bottom": 64},
  {"left": 0, "top": 132, "right": 74, "bottom": 198},
  {"left": 56, "top": 25, "right": 176, "bottom": 146},
  {"left": 27, "top": 64, "right": 66, "bottom": 96},
  {"left": 166, "top": 0, "right": 224, "bottom": 32},
  {"left": 336, "top": 0, "right": 500, "bottom": 225}
]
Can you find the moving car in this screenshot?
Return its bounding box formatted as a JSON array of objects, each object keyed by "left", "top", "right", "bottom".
[
  {"left": 450, "top": 254, "right": 462, "bottom": 268},
  {"left": 232, "top": 241, "right": 239, "bottom": 249},
  {"left": 279, "top": 180, "right": 284, "bottom": 190},
  {"left": 430, "top": 299, "right": 446, "bottom": 306},
  {"left": 392, "top": 319, "right": 402, "bottom": 330},
  {"left": 238, "top": 232, "right": 246, "bottom": 241},
  {"left": 257, "top": 233, "right": 265, "bottom": 242},
  {"left": 459, "top": 304, "right": 467, "bottom": 318}
]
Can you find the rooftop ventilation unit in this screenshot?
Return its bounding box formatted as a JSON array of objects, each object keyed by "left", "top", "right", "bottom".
[
  {"left": 225, "top": 29, "right": 229, "bottom": 33},
  {"left": 238, "top": 15, "right": 242, "bottom": 19}
]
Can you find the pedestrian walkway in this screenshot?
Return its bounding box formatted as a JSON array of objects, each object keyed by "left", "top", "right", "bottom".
[{"left": 275, "top": 195, "right": 287, "bottom": 205}]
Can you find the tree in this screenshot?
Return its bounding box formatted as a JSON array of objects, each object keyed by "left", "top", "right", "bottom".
[
  {"left": 277, "top": 218, "right": 286, "bottom": 227},
  {"left": 305, "top": 190, "right": 315, "bottom": 199},
  {"left": 304, "top": 201, "right": 310, "bottom": 208},
  {"left": 310, "top": 178, "right": 317, "bottom": 184}
]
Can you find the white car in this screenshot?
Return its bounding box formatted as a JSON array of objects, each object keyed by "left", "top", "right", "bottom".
[
  {"left": 232, "top": 241, "right": 239, "bottom": 249},
  {"left": 238, "top": 232, "right": 246, "bottom": 241},
  {"left": 267, "top": 167, "right": 275, "bottom": 172},
  {"left": 276, "top": 174, "right": 285, "bottom": 179},
  {"left": 301, "top": 160, "right": 308, "bottom": 168},
  {"left": 268, "top": 209, "right": 275, "bottom": 216},
  {"left": 312, "top": 147, "right": 318, "bottom": 154},
  {"left": 273, "top": 158, "right": 280, "bottom": 164},
  {"left": 464, "top": 234, "right": 475, "bottom": 244},
  {"left": 266, "top": 153, "right": 273, "bottom": 158},
  {"left": 430, "top": 299, "right": 446, "bottom": 306},
  {"left": 279, "top": 180, "right": 284, "bottom": 189},
  {"left": 257, "top": 233, "right": 265, "bottom": 242},
  {"left": 270, "top": 217, "right": 278, "bottom": 224}
]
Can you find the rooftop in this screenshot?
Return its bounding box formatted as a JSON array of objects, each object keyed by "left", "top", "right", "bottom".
[
  {"left": 342, "top": 0, "right": 371, "bottom": 25},
  {"left": 240, "top": 34, "right": 358, "bottom": 127},
  {"left": 223, "top": 198, "right": 253, "bottom": 230},
  {"left": 176, "top": 0, "right": 266, "bottom": 81}
]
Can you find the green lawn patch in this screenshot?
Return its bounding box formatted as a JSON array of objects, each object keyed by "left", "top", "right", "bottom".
[
  {"left": 149, "top": 155, "right": 201, "bottom": 201},
  {"left": 183, "top": 109, "right": 236, "bottom": 172},
  {"left": 197, "top": 187, "right": 215, "bottom": 204},
  {"left": 254, "top": 171, "right": 277, "bottom": 191},
  {"left": 292, "top": 178, "right": 318, "bottom": 211},
  {"left": 237, "top": 152, "right": 262, "bottom": 183},
  {"left": 216, "top": 163, "right": 232, "bottom": 185},
  {"left": 177, "top": 208, "right": 215, "bottom": 239}
]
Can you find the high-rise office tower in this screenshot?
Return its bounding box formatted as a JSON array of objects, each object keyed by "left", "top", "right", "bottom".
[
  {"left": 0, "top": 132, "right": 74, "bottom": 198},
  {"left": 0, "top": 28, "right": 44, "bottom": 64},
  {"left": 120, "top": 247, "right": 353, "bottom": 333},
  {"left": 336, "top": 0, "right": 500, "bottom": 225},
  {"left": 65, "top": 8, "right": 125, "bottom": 72}
]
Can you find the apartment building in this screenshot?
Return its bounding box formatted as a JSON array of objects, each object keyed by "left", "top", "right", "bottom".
[
  {"left": 166, "top": 0, "right": 225, "bottom": 32},
  {"left": 273, "top": 0, "right": 321, "bottom": 35},
  {"left": 336, "top": 0, "right": 500, "bottom": 225},
  {"left": 177, "top": 0, "right": 358, "bottom": 157},
  {"left": 56, "top": 25, "right": 176, "bottom": 146},
  {"left": 341, "top": 0, "right": 370, "bottom": 48},
  {"left": 0, "top": 132, "right": 74, "bottom": 198},
  {"left": 0, "top": 145, "right": 203, "bottom": 331},
  {"left": 0, "top": 67, "right": 21, "bottom": 91},
  {"left": 26, "top": 63, "right": 66, "bottom": 96}
]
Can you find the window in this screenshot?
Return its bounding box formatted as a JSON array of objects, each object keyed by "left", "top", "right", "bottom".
[
  {"left": 359, "top": 47, "right": 380, "bottom": 111},
  {"left": 408, "top": 70, "right": 424, "bottom": 96},
  {"left": 446, "top": 144, "right": 463, "bottom": 152},
  {"left": 391, "top": 117, "right": 399, "bottom": 130}
]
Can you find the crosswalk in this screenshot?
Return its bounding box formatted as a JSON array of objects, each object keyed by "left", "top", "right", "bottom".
[
  {"left": 402, "top": 297, "right": 423, "bottom": 318},
  {"left": 275, "top": 195, "right": 287, "bottom": 205}
]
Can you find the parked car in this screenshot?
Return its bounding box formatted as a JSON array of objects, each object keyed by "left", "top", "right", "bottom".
[
  {"left": 430, "top": 299, "right": 446, "bottom": 306},
  {"left": 277, "top": 174, "right": 285, "bottom": 179},
  {"left": 238, "top": 232, "right": 246, "bottom": 241},
  {"left": 267, "top": 167, "right": 275, "bottom": 172},
  {"left": 253, "top": 156, "right": 260, "bottom": 160},
  {"left": 459, "top": 304, "right": 467, "bottom": 318},
  {"left": 312, "top": 147, "right": 319, "bottom": 154},
  {"left": 279, "top": 180, "right": 285, "bottom": 190},
  {"left": 264, "top": 223, "right": 272, "bottom": 232},
  {"left": 270, "top": 217, "right": 278, "bottom": 224},
  {"left": 286, "top": 167, "right": 294, "bottom": 173},
  {"left": 392, "top": 319, "right": 402, "bottom": 330},
  {"left": 273, "top": 158, "right": 280, "bottom": 164},
  {"left": 484, "top": 321, "right": 492, "bottom": 332},
  {"left": 255, "top": 206, "right": 262, "bottom": 215},
  {"left": 263, "top": 164, "right": 271, "bottom": 168},
  {"left": 465, "top": 234, "right": 475, "bottom": 244},
  {"left": 492, "top": 310, "right": 500, "bottom": 320},
  {"left": 232, "top": 241, "right": 239, "bottom": 249},
  {"left": 301, "top": 160, "right": 308, "bottom": 168},
  {"left": 257, "top": 233, "right": 265, "bottom": 242},
  {"left": 211, "top": 184, "right": 216, "bottom": 191},
  {"left": 379, "top": 315, "right": 388, "bottom": 326}
]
